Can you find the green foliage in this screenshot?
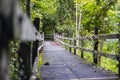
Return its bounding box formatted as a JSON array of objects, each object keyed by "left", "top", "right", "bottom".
[
  {"left": 11, "top": 0, "right": 120, "bottom": 78},
  {"left": 9, "top": 41, "right": 19, "bottom": 80},
  {"left": 56, "top": 0, "right": 75, "bottom": 34},
  {"left": 101, "top": 57, "right": 118, "bottom": 73}
]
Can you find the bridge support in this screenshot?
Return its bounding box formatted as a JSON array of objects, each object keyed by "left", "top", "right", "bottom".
[
  {"left": 93, "top": 26, "right": 99, "bottom": 65},
  {"left": 118, "top": 22, "right": 120, "bottom": 78},
  {"left": 74, "top": 39, "right": 76, "bottom": 55},
  {"left": 69, "top": 40, "right": 72, "bottom": 53},
  {"left": 81, "top": 40, "right": 84, "bottom": 58},
  {"left": 18, "top": 42, "right": 31, "bottom": 80},
  {"left": 32, "top": 18, "right": 40, "bottom": 65},
  {"left": 18, "top": 0, "right": 32, "bottom": 79}
]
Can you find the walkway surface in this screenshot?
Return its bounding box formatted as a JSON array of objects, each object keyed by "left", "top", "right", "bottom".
[{"left": 40, "top": 41, "right": 118, "bottom": 80}]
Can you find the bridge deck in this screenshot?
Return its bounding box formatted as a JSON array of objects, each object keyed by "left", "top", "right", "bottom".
[{"left": 40, "top": 41, "right": 118, "bottom": 80}]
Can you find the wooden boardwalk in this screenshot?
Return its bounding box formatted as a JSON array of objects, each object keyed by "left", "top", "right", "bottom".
[{"left": 40, "top": 41, "right": 118, "bottom": 80}]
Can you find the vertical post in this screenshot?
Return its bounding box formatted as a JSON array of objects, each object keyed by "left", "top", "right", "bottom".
[
  {"left": 74, "top": 39, "right": 76, "bottom": 55},
  {"left": 65, "top": 39, "right": 67, "bottom": 50},
  {"left": 81, "top": 39, "right": 84, "bottom": 58},
  {"left": 43, "top": 32, "right": 44, "bottom": 43},
  {"left": 18, "top": 0, "right": 32, "bottom": 79},
  {"left": 69, "top": 32, "right": 72, "bottom": 52},
  {"left": 118, "top": 32, "right": 120, "bottom": 78},
  {"left": 18, "top": 43, "right": 31, "bottom": 80},
  {"left": 0, "top": 0, "right": 14, "bottom": 79},
  {"left": 69, "top": 40, "right": 72, "bottom": 52},
  {"left": 93, "top": 26, "right": 98, "bottom": 64},
  {"left": 32, "top": 18, "right": 40, "bottom": 65},
  {"left": 118, "top": 22, "right": 120, "bottom": 77},
  {"left": 26, "top": 0, "right": 31, "bottom": 18}
]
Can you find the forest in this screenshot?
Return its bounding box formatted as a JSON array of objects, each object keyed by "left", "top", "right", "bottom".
[{"left": 8, "top": 0, "right": 120, "bottom": 79}]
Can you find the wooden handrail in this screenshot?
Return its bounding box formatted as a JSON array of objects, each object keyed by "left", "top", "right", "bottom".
[
  {"left": 55, "top": 37, "right": 118, "bottom": 61},
  {"left": 30, "top": 32, "right": 44, "bottom": 80},
  {"left": 55, "top": 33, "right": 119, "bottom": 40},
  {"left": 54, "top": 33, "right": 120, "bottom": 76}
]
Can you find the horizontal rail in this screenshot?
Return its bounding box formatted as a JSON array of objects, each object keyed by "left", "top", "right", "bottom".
[
  {"left": 30, "top": 57, "right": 39, "bottom": 80},
  {"left": 55, "top": 38, "right": 118, "bottom": 61},
  {"left": 54, "top": 30, "right": 120, "bottom": 77},
  {"left": 37, "top": 44, "right": 44, "bottom": 52},
  {"left": 30, "top": 33, "right": 44, "bottom": 80},
  {"left": 55, "top": 33, "right": 120, "bottom": 40}
]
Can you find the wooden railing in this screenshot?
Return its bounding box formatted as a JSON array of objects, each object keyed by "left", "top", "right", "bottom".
[
  {"left": 0, "top": 0, "right": 45, "bottom": 79},
  {"left": 30, "top": 33, "right": 44, "bottom": 80},
  {"left": 54, "top": 33, "right": 120, "bottom": 77},
  {"left": 44, "top": 34, "right": 54, "bottom": 40}
]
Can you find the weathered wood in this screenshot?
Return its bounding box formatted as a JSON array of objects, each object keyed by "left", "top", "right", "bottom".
[
  {"left": 0, "top": 0, "right": 14, "bottom": 79},
  {"left": 69, "top": 40, "right": 72, "bottom": 52},
  {"left": 79, "top": 77, "right": 118, "bottom": 80},
  {"left": 41, "top": 41, "right": 118, "bottom": 80},
  {"left": 78, "top": 34, "right": 119, "bottom": 40},
  {"left": 118, "top": 22, "right": 120, "bottom": 77},
  {"left": 30, "top": 57, "right": 39, "bottom": 80},
  {"left": 74, "top": 39, "right": 76, "bottom": 55},
  {"left": 30, "top": 33, "right": 44, "bottom": 80},
  {"left": 94, "top": 26, "right": 99, "bottom": 64},
  {"left": 55, "top": 34, "right": 119, "bottom": 41},
  {"left": 81, "top": 40, "right": 84, "bottom": 58},
  {"left": 18, "top": 42, "right": 31, "bottom": 80},
  {"left": 26, "top": 0, "right": 31, "bottom": 18},
  {"left": 32, "top": 18, "right": 40, "bottom": 65},
  {"left": 18, "top": 0, "right": 32, "bottom": 79},
  {"left": 55, "top": 35, "right": 119, "bottom": 61},
  {"left": 69, "top": 32, "right": 72, "bottom": 53},
  {"left": 54, "top": 28, "right": 120, "bottom": 77},
  {"left": 0, "top": 48, "right": 9, "bottom": 80}
]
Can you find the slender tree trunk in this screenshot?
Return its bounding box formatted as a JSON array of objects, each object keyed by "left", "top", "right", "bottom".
[{"left": 76, "top": 0, "right": 79, "bottom": 54}]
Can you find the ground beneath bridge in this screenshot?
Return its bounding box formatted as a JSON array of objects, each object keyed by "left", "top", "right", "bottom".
[{"left": 40, "top": 41, "right": 118, "bottom": 80}]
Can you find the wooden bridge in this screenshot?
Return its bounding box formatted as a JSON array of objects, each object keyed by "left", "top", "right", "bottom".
[
  {"left": 40, "top": 41, "right": 118, "bottom": 80},
  {"left": 37, "top": 32, "right": 120, "bottom": 80},
  {"left": 0, "top": 0, "right": 120, "bottom": 80}
]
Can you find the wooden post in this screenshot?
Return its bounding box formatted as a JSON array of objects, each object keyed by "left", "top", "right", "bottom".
[
  {"left": 81, "top": 40, "right": 84, "bottom": 58},
  {"left": 0, "top": 1, "right": 14, "bottom": 79},
  {"left": 18, "top": 0, "right": 32, "bottom": 79},
  {"left": 69, "top": 40, "right": 72, "bottom": 52},
  {"left": 93, "top": 26, "right": 99, "bottom": 64},
  {"left": 118, "top": 22, "right": 120, "bottom": 77},
  {"left": 65, "top": 39, "right": 67, "bottom": 50},
  {"left": 118, "top": 35, "right": 120, "bottom": 77},
  {"left": 18, "top": 42, "right": 31, "bottom": 80},
  {"left": 32, "top": 18, "right": 40, "bottom": 65},
  {"left": 69, "top": 32, "right": 72, "bottom": 53},
  {"left": 74, "top": 39, "right": 76, "bottom": 55},
  {"left": 26, "top": 0, "right": 31, "bottom": 18}
]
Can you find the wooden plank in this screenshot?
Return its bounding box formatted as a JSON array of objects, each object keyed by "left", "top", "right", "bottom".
[
  {"left": 118, "top": 22, "right": 120, "bottom": 77},
  {"left": 41, "top": 41, "right": 118, "bottom": 80},
  {"left": 80, "top": 77, "right": 119, "bottom": 80}
]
